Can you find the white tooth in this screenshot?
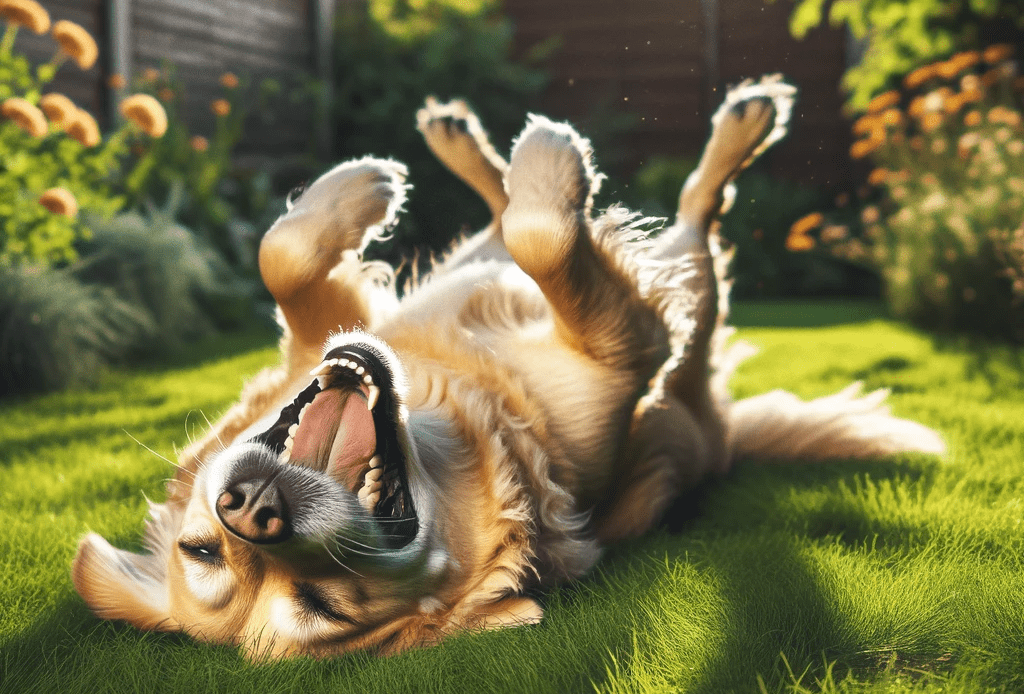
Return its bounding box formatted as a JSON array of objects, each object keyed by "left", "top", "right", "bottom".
[
  {"left": 356, "top": 366, "right": 365, "bottom": 376},
  {"left": 368, "top": 455, "right": 381, "bottom": 469},
  {"left": 366, "top": 385, "right": 380, "bottom": 411},
  {"left": 284, "top": 436, "right": 293, "bottom": 450},
  {"left": 287, "top": 423, "right": 298, "bottom": 436},
  {"left": 316, "top": 376, "right": 328, "bottom": 389},
  {"left": 309, "top": 361, "right": 332, "bottom": 377},
  {"left": 365, "top": 467, "right": 382, "bottom": 485},
  {"left": 363, "top": 374, "right": 373, "bottom": 385},
  {"left": 364, "top": 491, "right": 380, "bottom": 512},
  {"left": 297, "top": 403, "right": 309, "bottom": 423},
  {"left": 280, "top": 450, "right": 291, "bottom": 463},
  {"left": 358, "top": 484, "right": 369, "bottom": 499}
]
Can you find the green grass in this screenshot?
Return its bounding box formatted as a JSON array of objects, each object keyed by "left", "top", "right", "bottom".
[{"left": 2, "top": 301, "right": 1023, "bottom": 693}]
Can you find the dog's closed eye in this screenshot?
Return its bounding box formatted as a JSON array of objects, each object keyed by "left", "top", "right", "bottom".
[
  {"left": 295, "top": 582, "right": 356, "bottom": 625},
  {"left": 178, "top": 538, "right": 222, "bottom": 566}
]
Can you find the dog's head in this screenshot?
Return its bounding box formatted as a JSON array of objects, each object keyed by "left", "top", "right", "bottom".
[{"left": 71, "top": 332, "right": 542, "bottom": 659}]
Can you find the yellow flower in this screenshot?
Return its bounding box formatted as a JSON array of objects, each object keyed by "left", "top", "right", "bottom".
[
  {"left": 880, "top": 108, "right": 904, "bottom": 127},
  {"left": 861, "top": 206, "right": 881, "bottom": 224},
  {"left": 964, "top": 110, "right": 982, "bottom": 127},
  {"left": 38, "top": 92, "right": 76, "bottom": 127},
  {"left": 983, "top": 44, "right": 1014, "bottom": 64},
  {"left": 0, "top": 0, "right": 50, "bottom": 34},
  {"left": 107, "top": 73, "right": 126, "bottom": 90},
  {"left": 51, "top": 19, "right": 98, "bottom": 70},
  {"left": 38, "top": 187, "right": 78, "bottom": 218},
  {"left": 65, "top": 108, "right": 101, "bottom": 147},
  {"left": 220, "top": 72, "right": 239, "bottom": 89},
  {"left": 866, "top": 90, "right": 900, "bottom": 114},
  {"left": 119, "top": 93, "right": 168, "bottom": 137},
  {"left": 921, "top": 111, "right": 944, "bottom": 133},
  {"left": 1, "top": 97, "right": 48, "bottom": 137},
  {"left": 190, "top": 135, "right": 209, "bottom": 152},
  {"left": 790, "top": 212, "right": 824, "bottom": 237},
  {"left": 211, "top": 98, "right": 231, "bottom": 117},
  {"left": 903, "top": 64, "right": 935, "bottom": 90}
]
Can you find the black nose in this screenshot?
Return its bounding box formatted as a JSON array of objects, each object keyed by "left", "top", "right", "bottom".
[{"left": 216, "top": 477, "right": 291, "bottom": 543}]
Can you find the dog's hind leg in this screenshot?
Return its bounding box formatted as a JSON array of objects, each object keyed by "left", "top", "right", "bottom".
[
  {"left": 501, "top": 116, "right": 666, "bottom": 370},
  {"left": 259, "top": 158, "right": 407, "bottom": 361},
  {"left": 593, "top": 77, "right": 796, "bottom": 541},
  {"left": 417, "top": 98, "right": 511, "bottom": 269}
]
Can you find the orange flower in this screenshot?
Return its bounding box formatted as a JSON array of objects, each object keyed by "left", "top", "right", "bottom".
[
  {"left": 790, "top": 212, "right": 824, "bottom": 237},
  {"left": 908, "top": 96, "right": 928, "bottom": 118},
  {"left": 119, "top": 93, "right": 168, "bottom": 137},
  {"left": 785, "top": 233, "right": 815, "bottom": 252},
  {"left": 983, "top": 44, "right": 1014, "bottom": 64},
  {"left": 866, "top": 90, "right": 900, "bottom": 114},
  {"left": 964, "top": 111, "right": 982, "bottom": 127},
  {"left": 38, "top": 187, "right": 78, "bottom": 218},
  {"left": 0, "top": 0, "right": 50, "bottom": 34},
  {"left": 142, "top": 67, "right": 161, "bottom": 82},
  {"left": 903, "top": 64, "right": 935, "bottom": 90},
  {"left": 52, "top": 20, "right": 98, "bottom": 70},
  {"left": 158, "top": 87, "right": 174, "bottom": 102},
  {"left": 65, "top": 108, "right": 101, "bottom": 147},
  {"left": 850, "top": 137, "right": 880, "bottom": 159},
  {"left": 921, "top": 112, "right": 944, "bottom": 133},
  {"left": 852, "top": 114, "right": 879, "bottom": 136},
  {"left": 210, "top": 98, "right": 231, "bottom": 117},
  {"left": 190, "top": 135, "right": 209, "bottom": 152},
  {"left": 220, "top": 72, "right": 239, "bottom": 89},
  {"left": 1, "top": 97, "right": 48, "bottom": 137},
  {"left": 38, "top": 92, "right": 77, "bottom": 126},
  {"left": 867, "top": 168, "right": 890, "bottom": 186},
  {"left": 981, "top": 68, "right": 1002, "bottom": 87},
  {"left": 880, "top": 108, "right": 904, "bottom": 127},
  {"left": 107, "top": 73, "right": 127, "bottom": 90}
]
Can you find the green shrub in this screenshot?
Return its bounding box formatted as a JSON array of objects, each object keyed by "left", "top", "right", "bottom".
[
  {"left": 774, "top": 0, "right": 1024, "bottom": 110},
  {"left": 803, "top": 48, "right": 1024, "bottom": 342},
  {"left": 331, "top": 0, "right": 551, "bottom": 262}
]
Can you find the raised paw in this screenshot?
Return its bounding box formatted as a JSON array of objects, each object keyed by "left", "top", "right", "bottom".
[
  {"left": 416, "top": 97, "right": 509, "bottom": 218},
  {"left": 502, "top": 116, "right": 599, "bottom": 274}
]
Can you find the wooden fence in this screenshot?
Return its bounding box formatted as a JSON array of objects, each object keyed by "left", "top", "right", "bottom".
[{"left": 16, "top": 0, "right": 853, "bottom": 187}]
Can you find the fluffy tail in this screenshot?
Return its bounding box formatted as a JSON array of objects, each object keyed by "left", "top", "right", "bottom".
[{"left": 725, "top": 377, "right": 946, "bottom": 460}]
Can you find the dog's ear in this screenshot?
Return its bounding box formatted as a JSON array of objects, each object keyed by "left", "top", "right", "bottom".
[
  {"left": 475, "top": 595, "right": 544, "bottom": 630},
  {"left": 72, "top": 533, "right": 179, "bottom": 631}
]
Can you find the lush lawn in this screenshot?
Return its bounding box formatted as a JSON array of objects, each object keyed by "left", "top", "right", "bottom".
[{"left": 2, "top": 301, "right": 1022, "bottom": 693}]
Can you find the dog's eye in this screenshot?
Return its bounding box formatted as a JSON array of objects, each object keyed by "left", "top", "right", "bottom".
[
  {"left": 178, "top": 539, "right": 222, "bottom": 565},
  {"left": 285, "top": 182, "right": 306, "bottom": 211}
]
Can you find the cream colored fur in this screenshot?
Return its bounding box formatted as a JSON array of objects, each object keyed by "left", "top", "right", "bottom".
[{"left": 72, "top": 77, "right": 944, "bottom": 660}]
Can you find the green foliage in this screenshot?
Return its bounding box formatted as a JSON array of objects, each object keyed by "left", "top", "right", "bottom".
[
  {"left": 815, "top": 55, "right": 1024, "bottom": 342},
  {"left": 0, "top": 24, "right": 124, "bottom": 266},
  {"left": 628, "top": 157, "right": 878, "bottom": 298},
  {"left": 774, "top": 0, "right": 1024, "bottom": 110},
  {"left": 0, "top": 205, "right": 252, "bottom": 395},
  {"left": 331, "top": 0, "right": 551, "bottom": 262}
]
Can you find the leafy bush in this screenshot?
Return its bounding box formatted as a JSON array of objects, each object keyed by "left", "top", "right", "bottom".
[
  {"left": 775, "top": 0, "right": 1024, "bottom": 110},
  {"left": 331, "top": 0, "right": 551, "bottom": 262},
  {"left": 627, "top": 157, "right": 878, "bottom": 298},
  {"left": 791, "top": 46, "right": 1024, "bottom": 342}
]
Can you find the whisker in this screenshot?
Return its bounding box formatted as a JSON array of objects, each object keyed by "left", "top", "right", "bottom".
[{"left": 321, "top": 541, "right": 365, "bottom": 577}]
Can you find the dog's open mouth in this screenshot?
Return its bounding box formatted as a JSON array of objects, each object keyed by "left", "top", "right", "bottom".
[{"left": 250, "top": 343, "right": 417, "bottom": 547}]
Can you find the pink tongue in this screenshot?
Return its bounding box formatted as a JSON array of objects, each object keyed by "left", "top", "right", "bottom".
[{"left": 290, "top": 388, "right": 377, "bottom": 491}]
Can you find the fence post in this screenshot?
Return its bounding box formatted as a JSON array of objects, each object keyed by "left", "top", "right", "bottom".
[
  {"left": 106, "top": 0, "right": 131, "bottom": 122},
  {"left": 313, "top": 0, "right": 337, "bottom": 158}
]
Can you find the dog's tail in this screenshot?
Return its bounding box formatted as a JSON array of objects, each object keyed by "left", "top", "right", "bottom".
[{"left": 715, "top": 346, "right": 946, "bottom": 460}]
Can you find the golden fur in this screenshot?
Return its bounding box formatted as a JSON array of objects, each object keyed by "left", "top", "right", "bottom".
[{"left": 72, "top": 77, "right": 945, "bottom": 660}]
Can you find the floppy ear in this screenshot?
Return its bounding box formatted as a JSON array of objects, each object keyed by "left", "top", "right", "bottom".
[
  {"left": 71, "top": 533, "right": 178, "bottom": 631},
  {"left": 476, "top": 595, "right": 544, "bottom": 630}
]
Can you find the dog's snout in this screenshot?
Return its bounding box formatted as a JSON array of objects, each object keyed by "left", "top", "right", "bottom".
[{"left": 216, "top": 477, "right": 291, "bottom": 543}]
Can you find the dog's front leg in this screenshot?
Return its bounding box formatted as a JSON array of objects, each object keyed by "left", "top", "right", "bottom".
[
  {"left": 501, "top": 118, "right": 664, "bottom": 369},
  {"left": 259, "top": 158, "right": 407, "bottom": 358}
]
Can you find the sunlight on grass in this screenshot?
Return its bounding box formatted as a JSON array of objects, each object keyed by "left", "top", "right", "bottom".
[{"left": 1, "top": 304, "right": 1022, "bottom": 693}]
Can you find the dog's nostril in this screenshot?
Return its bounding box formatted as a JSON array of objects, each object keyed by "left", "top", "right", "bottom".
[
  {"left": 253, "top": 506, "right": 283, "bottom": 535},
  {"left": 218, "top": 489, "right": 245, "bottom": 511}
]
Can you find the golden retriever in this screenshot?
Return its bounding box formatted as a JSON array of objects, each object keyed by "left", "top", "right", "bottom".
[{"left": 72, "top": 76, "right": 944, "bottom": 659}]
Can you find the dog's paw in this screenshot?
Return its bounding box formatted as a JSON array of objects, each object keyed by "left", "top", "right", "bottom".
[
  {"left": 277, "top": 157, "right": 409, "bottom": 254},
  {"left": 416, "top": 97, "right": 506, "bottom": 172},
  {"left": 710, "top": 74, "right": 796, "bottom": 173},
  {"left": 502, "top": 117, "right": 601, "bottom": 271}
]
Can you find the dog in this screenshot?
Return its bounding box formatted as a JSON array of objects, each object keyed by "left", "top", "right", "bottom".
[{"left": 71, "top": 76, "right": 945, "bottom": 659}]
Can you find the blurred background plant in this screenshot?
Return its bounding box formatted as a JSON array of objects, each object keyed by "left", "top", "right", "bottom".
[
  {"left": 774, "top": 0, "right": 1024, "bottom": 111},
  {"left": 331, "top": 0, "right": 552, "bottom": 266},
  {"left": 0, "top": 0, "right": 257, "bottom": 395},
  {"left": 786, "top": 45, "right": 1024, "bottom": 342}
]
